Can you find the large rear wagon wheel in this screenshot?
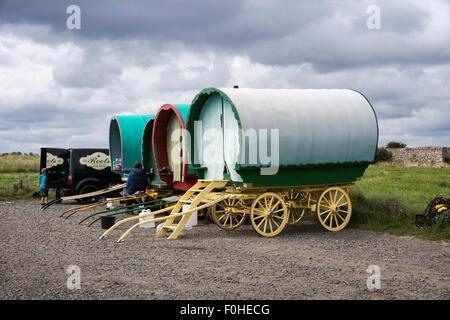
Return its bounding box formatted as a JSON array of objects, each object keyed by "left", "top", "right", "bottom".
[
  {"left": 212, "top": 198, "right": 247, "bottom": 231},
  {"left": 316, "top": 187, "right": 352, "bottom": 231},
  {"left": 250, "top": 192, "right": 288, "bottom": 237}
]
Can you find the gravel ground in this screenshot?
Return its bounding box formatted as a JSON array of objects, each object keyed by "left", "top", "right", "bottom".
[{"left": 0, "top": 200, "right": 449, "bottom": 300}]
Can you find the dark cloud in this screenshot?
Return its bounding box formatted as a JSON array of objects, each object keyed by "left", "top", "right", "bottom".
[
  {"left": 0, "top": 0, "right": 449, "bottom": 152},
  {"left": 0, "top": 0, "right": 243, "bottom": 40},
  {"left": 0, "top": 0, "right": 445, "bottom": 71},
  {"left": 0, "top": 1, "right": 339, "bottom": 65}
]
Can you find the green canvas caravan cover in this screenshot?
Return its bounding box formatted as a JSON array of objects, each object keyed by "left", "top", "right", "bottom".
[
  {"left": 186, "top": 87, "right": 378, "bottom": 187},
  {"left": 152, "top": 104, "right": 197, "bottom": 191},
  {"left": 109, "top": 115, "right": 153, "bottom": 176}
]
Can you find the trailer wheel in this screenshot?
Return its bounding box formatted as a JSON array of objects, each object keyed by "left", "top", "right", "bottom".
[
  {"left": 316, "top": 187, "right": 352, "bottom": 231},
  {"left": 78, "top": 184, "right": 100, "bottom": 204},
  {"left": 250, "top": 192, "right": 288, "bottom": 237},
  {"left": 285, "top": 190, "right": 306, "bottom": 226},
  {"left": 212, "top": 198, "right": 247, "bottom": 231}
]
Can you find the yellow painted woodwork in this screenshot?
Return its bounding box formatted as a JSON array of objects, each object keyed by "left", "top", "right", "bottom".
[
  {"left": 316, "top": 187, "right": 352, "bottom": 232},
  {"left": 250, "top": 192, "right": 288, "bottom": 237}
]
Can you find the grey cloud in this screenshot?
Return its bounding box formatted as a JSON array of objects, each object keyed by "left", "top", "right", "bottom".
[
  {"left": 378, "top": 105, "right": 450, "bottom": 147},
  {"left": 243, "top": 1, "right": 444, "bottom": 71},
  {"left": 1, "top": 0, "right": 445, "bottom": 72},
  {"left": 352, "top": 0, "right": 430, "bottom": 33},
  {"left": 0, "top": 0, "right": 449, "bottom": 152},
  {"left": 52, "top": 43, "right": 122, "bottom": 88},
  {"left": 155, "top": 56, "right": 232, "bottom": 93},
  {"left": 0, "top": 0, "right": 243, "bottom": 41}
]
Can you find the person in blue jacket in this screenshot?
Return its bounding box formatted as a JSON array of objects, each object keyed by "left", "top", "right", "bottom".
[
  {"left": 126, "top": 162, "right": 149, "bottom": 195},
  {"left": 39, "top": 168, "right": 48, "bottom": 205},
  {"left": 125, "top": 162, "right": 149, "bottom": 212}
]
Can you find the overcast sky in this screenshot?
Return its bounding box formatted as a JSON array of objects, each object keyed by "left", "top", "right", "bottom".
[{"left": 0, "top": 0, "right": 449, "bottom": 153}]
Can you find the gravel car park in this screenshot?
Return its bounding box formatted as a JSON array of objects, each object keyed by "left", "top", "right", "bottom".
[{"left": 1, "top": 200, "right": 449, "bottom": 300}]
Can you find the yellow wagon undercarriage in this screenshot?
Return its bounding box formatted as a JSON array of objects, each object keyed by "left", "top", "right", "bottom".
[{"left": 100, "top": 179, "right": 353, "bottom": 241}]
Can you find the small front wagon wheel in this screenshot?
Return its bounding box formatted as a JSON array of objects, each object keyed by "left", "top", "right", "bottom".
[
  {"left": 317, "top": 187, "right": 352, "bottom": 232},
  {"left": 212, "top": 198, "right": 247, "bottom": 231},
  {"left": 250, "top": 192, "right": 288, "bottom": 237}
]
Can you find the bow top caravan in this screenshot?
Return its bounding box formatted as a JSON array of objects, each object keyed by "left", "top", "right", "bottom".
[
  {"left": 101, "top": 87, "right": 379, "bottom": 240},
  {"left": 152, "top": 104, "right": 198, "bottom": 191},
  {"left": 109, "top": 115, "right": 153, "bottom": 177},
  {"left": 186, "top": 87, "right": 378, "bottom": 187}
]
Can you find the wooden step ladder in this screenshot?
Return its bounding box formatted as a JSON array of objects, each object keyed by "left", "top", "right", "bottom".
[
  {"left": 112, "top": 180, "right": 231, "bottom": 242},
  {"left": 155, "top": 180, "right": 229, "bottom": 239}
]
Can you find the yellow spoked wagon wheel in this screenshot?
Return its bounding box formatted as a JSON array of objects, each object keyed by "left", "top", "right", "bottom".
[
  {"left": 316, "top": 187, "right": 352, "bottom": 232},
  {"left": 250, "top": 192, "right": 288, "bottom": 237},
  {"left": 285, "top": 190, "right": 306, "bottom": 226},
  {"left": 212, "top": 198, "right": 247, "bottom": 231}
]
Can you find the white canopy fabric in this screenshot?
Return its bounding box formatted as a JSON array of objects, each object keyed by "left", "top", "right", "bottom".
[
  {"left": 197, "top": 94, "right": 243, "bottom": 181},
  {"left": 217, "top": 88, "right": 378, "bottom": 167},
  {"left": 166, "top": 113, "right": 183, "bottom": 182}
]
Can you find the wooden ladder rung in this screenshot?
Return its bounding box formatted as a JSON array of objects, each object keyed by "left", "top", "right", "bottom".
[
  {"left": 152, "top": 179, "right": 231, "bottom": 240},
  {"left": 195, "top": 183, "right": 215, "bottom": 187}
]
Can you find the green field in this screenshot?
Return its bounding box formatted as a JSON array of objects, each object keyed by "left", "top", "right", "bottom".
[
  {"left": 0, "top": 172, "right": 39, "bottom": 201},
  {"left": 0, "top": 153, "right": 40, "bottom": 173},
  {"left": 0, "top": 154, "right": 449, "bottom": 240},
  {"left": 347, "top": 166, "right": 450, "bottom": 240},
  {"left": 0, "top": 154, "right": 42, "bottom": 200}
]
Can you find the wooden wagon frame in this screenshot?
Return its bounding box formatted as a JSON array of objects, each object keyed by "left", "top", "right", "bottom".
[
  {"left": 100, "top": 179, "right": 353, "bottom": 241},
  {"left": 208, "top": 182, "right": 353, "bottom": 236}
]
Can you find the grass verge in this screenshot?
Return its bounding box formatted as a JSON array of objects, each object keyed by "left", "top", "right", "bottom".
[
  {"left": 0, "top": 160, "right": 449, "bottom": 240},
  {"left": 0, "top": 154, "right": 40, "bottom": 173},
  {"left": 348, "top": 166, "right": 450, "bottom": 241},
  {"left": 0, "top": 173, "right": 40, "bottom": 201}
]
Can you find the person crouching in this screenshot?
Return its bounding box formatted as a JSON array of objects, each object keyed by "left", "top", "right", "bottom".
[{"left": 125, "top": 162, "right": 149, "bottom": 213}]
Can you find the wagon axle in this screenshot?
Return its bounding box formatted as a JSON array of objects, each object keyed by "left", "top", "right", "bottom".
[{"left": 266, "top": 210, "right": 275, "bottom": 218}]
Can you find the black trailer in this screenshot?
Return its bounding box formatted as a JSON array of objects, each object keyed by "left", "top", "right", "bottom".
[{"left": 40, "top": 148, "right": 122, "bottom": 203}]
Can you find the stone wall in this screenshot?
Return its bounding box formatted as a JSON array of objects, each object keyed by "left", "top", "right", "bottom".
[{"left": 386, "top": 147, "right": 449, "bottom": 166}]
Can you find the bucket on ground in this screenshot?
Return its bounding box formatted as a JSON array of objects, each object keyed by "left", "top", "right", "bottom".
[
  {"left": 101, "top": 216, "right": 116, "bottom": 229},
  {"left": 139, "top": 209, "right": 155, "bottom": 228},
  {"left": 182, "top": 204, "right": 198, "bottom": 227}
]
